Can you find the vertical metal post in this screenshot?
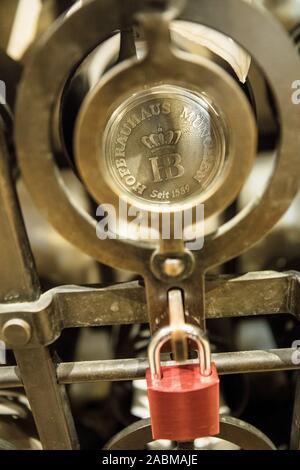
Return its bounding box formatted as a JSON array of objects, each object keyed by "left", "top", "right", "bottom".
[
  {"left": 290, "top": 370, "right": 300, "bottom": 450},
  {"left": 0, "top": 119, "right": 79, "bottom": 449},
  {"left": 14, "top": 348, "right": 79, "bottom": 450}
]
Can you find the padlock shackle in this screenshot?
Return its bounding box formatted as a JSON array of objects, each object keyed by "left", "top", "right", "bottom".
[{"left": 148, "top": 324, "right": 211, "bottom": 380}]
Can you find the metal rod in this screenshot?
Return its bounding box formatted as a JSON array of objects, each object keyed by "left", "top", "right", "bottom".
[
  {"left": 58, "top": 348, "right": 300, "bottom": 382},
  {"left": 0, "top": 123, "right": 78, "bottom": 450},
  {"left": 290, "top": 370, "right": 300, "bottom": 450},
  {"left": 0, "top": 348, "right": 298, "bottom": 389},
  {"left": 0, "top": 118, "right": 40, "bottom": 302},
  {"left": 168, "top": 289, "right": 188, "bottom": 362},
  {"left": 14, "top": 348, "right": 79, "bottom": 450}
]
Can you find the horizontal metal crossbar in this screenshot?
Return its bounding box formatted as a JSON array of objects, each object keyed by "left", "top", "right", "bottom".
[{"left": 0, "top": 348, "right": 298, "bottom": 389}]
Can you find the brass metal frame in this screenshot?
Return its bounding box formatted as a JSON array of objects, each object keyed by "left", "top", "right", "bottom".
[
  {"left": 0, "top": 0, "right": 299, "bottom": 450},
  {"left": 14, "top": 0, "right": 300, "bottom": 333}
]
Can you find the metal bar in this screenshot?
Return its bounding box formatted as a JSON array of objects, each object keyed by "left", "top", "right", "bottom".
[
  {"left": 59, "top": 282, "right": 148, "bottom": 328},
  {"left": 57, "top": 270, "right": 299, "bottom": 330},
  {"left": 168, "top": 289, "right": 188, "bottom": 362},
  {"left": 290, "top": 370, "right": 300, "bottom": 450},
  {"left": 0, "top": 117, "right": 39, "bottom": 302},
  {"left": 14, "top": 348, "right": 79, "bottom": 449},
  {"left": 0, "top": 348, "right": 298, "bottom": 388},
  {"left": 205, "top": 271, "right": 295, "bottom": 319},
  {"left": 14, "top": 350, "right": 79, "bottom": 450},
  {"left": 0, "top": 271, "right": 297, "bottom": 343},
  {"left": 58, "top": 348, "right": 300, "bottom": 382},
  {"left": 0, "top": 122, "right": 78, "bottom": 450}
]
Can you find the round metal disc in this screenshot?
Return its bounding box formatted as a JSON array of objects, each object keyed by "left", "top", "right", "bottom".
[
  {"left": 103, "top": 85, "right": 227, "bottom": 210},
  {"left": 105, "top": 417, "right": 276, "bottom": 450}
]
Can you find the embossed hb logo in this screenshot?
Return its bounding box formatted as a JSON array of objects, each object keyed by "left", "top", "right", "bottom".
[
  {"left": 149, "top": 154, "right": 185, "bottom": 182},
  {"left": 142, "top": 127, "right": 185, "bottom": 182}
]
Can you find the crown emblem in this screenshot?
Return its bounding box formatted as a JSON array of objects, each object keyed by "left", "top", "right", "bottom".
[{"left": 141, "top": 127, "right": 182, "bottom": 152}]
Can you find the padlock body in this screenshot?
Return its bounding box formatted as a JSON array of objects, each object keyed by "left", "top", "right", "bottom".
[{"left": 146, "top": 362, "right": 219, "bottom": 441}]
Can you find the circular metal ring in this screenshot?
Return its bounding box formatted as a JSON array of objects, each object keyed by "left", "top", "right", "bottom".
[
  {"left": 100, "top": 85, "right": 229, "bottom": 214},
  {"left": 15, "top": 0, "right": 300, "bottom": 273},
  {"left": 75, "top": 34, "right": 256, "bottom": 218},
  {"left": 104, "top": 417, "right": 276, "bottom": 450}
]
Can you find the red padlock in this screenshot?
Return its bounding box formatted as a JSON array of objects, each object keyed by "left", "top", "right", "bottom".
[{"left": 146, "top": 324, "right": 219, "bottom": 441}]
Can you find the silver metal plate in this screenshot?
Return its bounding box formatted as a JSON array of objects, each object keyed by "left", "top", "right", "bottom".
[{"left": 103, "top": 85, "right": 227, "bottom": 209}]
